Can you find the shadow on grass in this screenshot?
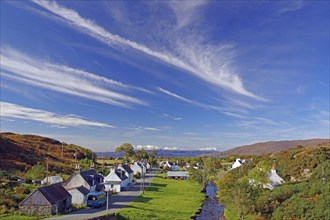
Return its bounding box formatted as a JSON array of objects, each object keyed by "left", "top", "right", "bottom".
[
  {"left": 145, "top": 183, "right": 167, "bottom": 192},
  {"left": 133, "top": 196, "right": 153, "bottom": 203}
]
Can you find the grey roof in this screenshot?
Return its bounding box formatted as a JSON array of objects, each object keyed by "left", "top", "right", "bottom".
[
  {"left": 75, "top": 186, "right": 90, "bottom": 195},
  {"left": 115, "top": 170, "right": 128, "bottom": 181},
  {"left": 20, "top": 183, "right": 71, "bottom": 206},
  {"left": 121, "top": 164, "right": 133, "bottom": 174},
  {"left": 80, "top": 169, "right": 104, "bottom": 186},
  {"left": 167, "top": 171, "right": 189, "bottom": 177}
]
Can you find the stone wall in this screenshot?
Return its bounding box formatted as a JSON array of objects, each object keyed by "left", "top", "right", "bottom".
[{"left": 19, "top": 205, "right": 52, "bottom": 216}]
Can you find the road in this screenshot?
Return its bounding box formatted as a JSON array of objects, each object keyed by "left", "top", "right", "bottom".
[{"left": 45, "top": 173, "right": 155, "bottom": 220}]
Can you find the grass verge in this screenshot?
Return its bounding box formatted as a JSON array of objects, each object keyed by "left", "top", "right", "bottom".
[{"left": 117, "top": 175, "right": 204, "bottom": 220}]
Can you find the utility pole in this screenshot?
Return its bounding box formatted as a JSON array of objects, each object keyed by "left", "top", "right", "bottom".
[
  {"left": 322, "top": 165, "right": 326, "bottom": 184},
  {"left": 102, "top": 152, "right": 104, "bottom": 173},
  {"left": 61, "top": 142, "right": 64, "bottom": 158},
  {"left": 46, "top": 156, "right": 49, "bottom": 185}
]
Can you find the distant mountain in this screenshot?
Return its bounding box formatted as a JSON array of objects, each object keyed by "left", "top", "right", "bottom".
[
  {"left": 206, "top": 139, "right": 330, "bottom": 157},
  {"left": 0, "top": 132, "right": 94, "bottom": 177}
]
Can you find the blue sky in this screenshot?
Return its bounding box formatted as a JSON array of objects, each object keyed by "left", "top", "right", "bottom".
[{"left": 1, "top": 0, "right": 329, "bottom": 152}]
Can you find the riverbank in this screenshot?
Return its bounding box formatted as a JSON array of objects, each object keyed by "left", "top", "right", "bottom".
[{"left": 196, "top": 182, "right": 225, "bottom": 220}]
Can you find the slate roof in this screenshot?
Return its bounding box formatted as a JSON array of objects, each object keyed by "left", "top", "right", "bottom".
[
  {"left": 121, "top": 164, "right": 133, "bottom": 174},
  {"left": 115, "top": 170, "right": 128, "bottom": 181},
  {"left": 80, "top": 169, "right": 103, "bottom": 186},
  {"left": 75, "top": 185, "right": 90, "bottom": 195},
  {"left": 20, "top": 183, "right": 71, "bottom": 206}
]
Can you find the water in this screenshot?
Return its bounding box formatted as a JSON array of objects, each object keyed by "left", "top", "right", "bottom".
[{"left": 195, "top": 182, "right": 225, "bottom": 220}]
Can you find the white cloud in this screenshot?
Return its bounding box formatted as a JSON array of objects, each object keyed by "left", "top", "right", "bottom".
[
  {"left": 163, "top": 113, "right": 182, "bottom": 121},
  {"left": 163, "top": 146, "right": 178, "bottom": 150},
  {"left": 159, "top": 87, "right": 247, "bottom": 118},
  {"left": 198, "top": 147, "right": 217, "bottom": 151},
  {"left": 0, "top": 102, "right": 113, "bottom": 128},
  {"left": 31, "top": 0, "right": 263, "bottom": 100},
  {"left": 0, "top": 47, "right": 146, "bottom": 108},
  {"left": 135, "top": 145, "right": 160, "bottom": 150},
  {"left": 279, "top": 0, "right": 304, "bottom": 13},
  {"left": 168, "top": 0, "right": 207, "bottom": 29}
]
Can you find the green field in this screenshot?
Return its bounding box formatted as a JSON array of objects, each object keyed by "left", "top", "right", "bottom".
[{"left": 117, "top": 175, "right": 205, "bottom": 220}]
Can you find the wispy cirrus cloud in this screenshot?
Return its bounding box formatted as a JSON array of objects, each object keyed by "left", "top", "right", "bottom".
[
  {"left": 163, "top": 113, "right": 182, "bottom": 121},
  {"left": 279, "top": 0, "right": 304, "bottom": 13},
  {"left": 31, "top": 0, "right": 263, "bottom": 100},
  {"left": 0, "top": 102, "right": 113, "bottom": 128},
  {"left": 0, "top": 47, "right": 146, "bottom": 108},
  {"left": 159, "top": 87, "right": 246, "bottom": 118},
  {"left": 168, "top": 0, "right": 207, "bottom": 29}
]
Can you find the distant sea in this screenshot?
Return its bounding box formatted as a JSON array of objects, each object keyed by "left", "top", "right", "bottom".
[{"left": 96, "top": 150, "right": 217, "bottom": 158}]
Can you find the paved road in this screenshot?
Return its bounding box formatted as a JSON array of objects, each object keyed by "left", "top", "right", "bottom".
[{"left": 45, "top": 173, "right": 155, "bottom": 220}]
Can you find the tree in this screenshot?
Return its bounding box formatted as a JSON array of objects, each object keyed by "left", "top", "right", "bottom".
[
  {"left": 116, "top": 143, "right": 135, "bottom": 163},
  {"left": 148, "top": 149, "right": 157, "bottom": 166},
  {"left": 25, "top": 165, "right": 46, "bottom": 181},
  {"left": 134, "top": 148, "right": 149, "bottom": 161}
]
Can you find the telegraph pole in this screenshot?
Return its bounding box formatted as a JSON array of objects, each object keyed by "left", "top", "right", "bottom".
[
  {"left": 46, "top": 156, "right": 49, "bottom": 185},
  {"left": 61, "top": 142, "right": 64, "bottom": 158},
  {"left": 322, "top": 165, "right": 326, "bottom": 184}
]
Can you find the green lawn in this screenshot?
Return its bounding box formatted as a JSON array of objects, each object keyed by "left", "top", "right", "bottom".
[{"left": 117, "top": 175, "right": 205, "bottom": 220}]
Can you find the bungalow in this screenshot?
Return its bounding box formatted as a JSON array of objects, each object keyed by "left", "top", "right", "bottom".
[
  {"left": 19, "top": 183, "right": 71, "bottom": 216},
  {"left": 263, "top": 168, "right": 285, "bottom": 190},
  {"left": 118, "top": 164, "right": 134, "bottom": 184},
  {"left": 231, "top": 158, "right": 243, "bottom": 169},
  {"left": 63, "top": 169, "right": 104, "bottom": 192},
  {"left": 104, "top": 168, "right": 129, "bottom": 193},
  {"left": 66, "top": 185, "right": 90, "bottom": 205},
  {"left": 167, "top": 171, "right": 189, "bottom": 180}
]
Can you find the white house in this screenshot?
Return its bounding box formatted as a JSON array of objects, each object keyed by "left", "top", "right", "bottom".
[
  {"left": 263, "top": 169, "right": 285, "bottom": 190},
  {"left": 161, "top": 161, "right": 179, "bottom": 171},
  {"left": 118, "top": 164, "right": 134, "bottom": 184},
  {"left": 66, "top": 185, "right": 90, "bottom": 205},
  {"left": 143, "top": 162, "right": 151, "bottom": 171},
  {"left": 130, "top": 162, "right": 145, "bottom": 175},
  {"left": 41, "top": 176, "right": 63, "bottom": 185},
  {"left": 231, "top": 159, "right": 243, "bottom": 169},
  {"left": 104, "top": 168, "right": 129, "bottom": 193}
]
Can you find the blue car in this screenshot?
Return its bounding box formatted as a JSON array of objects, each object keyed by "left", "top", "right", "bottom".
[{"left": 86, "top": 192, "right": 107, "bottom": 208}]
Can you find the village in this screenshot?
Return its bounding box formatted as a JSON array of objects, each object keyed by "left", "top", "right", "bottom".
[
  {"left": 16, "top": 159, "right": 194, "bottom": 217},
  {"left": 14, "top": 154, "right": 287, "bottom": 219}
]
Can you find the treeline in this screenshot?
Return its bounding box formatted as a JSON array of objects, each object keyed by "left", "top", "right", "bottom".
[{"left": 216, "top": 143, "right": 330, "bottom": 220}]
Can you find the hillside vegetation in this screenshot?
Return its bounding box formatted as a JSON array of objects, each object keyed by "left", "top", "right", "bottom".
[
  {"left": 0, "top": 132, "right": 95, "bottom": 178},
  {"left": 207, "top": 138, "right": 329, "bottom": 157},
  {"left": 216, "top": 142, "right": 330, "bottom": 220},
  {"left": 0, "top": 132, "right": 96, "bottom": 216}
]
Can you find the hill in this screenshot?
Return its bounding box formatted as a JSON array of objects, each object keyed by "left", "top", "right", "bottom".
[
  {"left": 0, "top": 132, "right": 95, "bottom": 178},
  {"left": 206, "top": 138, "right": 329, "bottom": 157},
  {"left": 216, "top": 142, "right": 330, "bottom": 219}
]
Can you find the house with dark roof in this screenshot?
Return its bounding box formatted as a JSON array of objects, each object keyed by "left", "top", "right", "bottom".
[
  {"left": 19, "top": 183, "right": 71, "bottom": 216},
  {"left": 118, "top": 164, "right": 134, "bottom": 184},
  {"left": 104, "top": 168, "right": 129, "bottom": 193},
  {"left": 130, "top": 162, "right": 145, "bottom": 175},
  {"left": 66, "top": 185, "right": 90, "bottom": 205},
  {"left": 63, "top": 169, "right": 104, "bottom": 192}
]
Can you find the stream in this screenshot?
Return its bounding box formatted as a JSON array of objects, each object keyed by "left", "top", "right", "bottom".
[{"left": 195, "top": 181, "right": 225, "bottom": 220}]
